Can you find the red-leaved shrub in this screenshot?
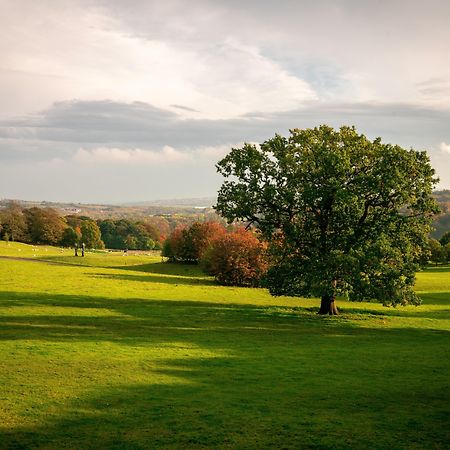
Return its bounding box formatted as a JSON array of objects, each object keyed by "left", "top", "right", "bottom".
[
  {"left": 201, "top": 227, "right": 268, "bottom": 286},
  {"left": 162, "top": 222, "right": 226, "bottom": 263}
]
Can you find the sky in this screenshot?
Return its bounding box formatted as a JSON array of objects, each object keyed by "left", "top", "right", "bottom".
[{"left": 0, "top": 0, "right": 449, "bottom": 203}]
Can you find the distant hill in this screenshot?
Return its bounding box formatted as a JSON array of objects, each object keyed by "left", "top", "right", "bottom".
[
  {"left": 121, "top": 197, "right": 216, "bottom": 208},
  {"left": 0, "top": 198, "right": 217, "bottom": 220},
  {"left": 1, "top": 192, "right": 449, "bottom": 238}
]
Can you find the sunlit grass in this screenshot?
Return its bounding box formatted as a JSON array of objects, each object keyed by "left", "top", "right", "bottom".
[{"left": 0, "top": 241, "right": 448, "bottom": 449}]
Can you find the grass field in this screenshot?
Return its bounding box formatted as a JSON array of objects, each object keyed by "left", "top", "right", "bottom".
[{"left": 0, "top": 241, "right": 449, "bottom": 449}]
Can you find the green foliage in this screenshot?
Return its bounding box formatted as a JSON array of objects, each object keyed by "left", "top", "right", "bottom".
[
  {"left": 60, "top": 226, "right": 81, "bottom": 247},
  {"left": 161, "top": 234, "right": 175, "bottom": 260},
  {"left": 98, "top": 218, "right": 162, "bottom": 250},
  {"left": 444, "top": 243, "right": 450, "bottom": 263},
  {"left": 80, "top": 220, "right": 104, "bottom": 249},
  {"left": 428, "top": 238, "right": 445, "bottom": 263},
  {"left": 215, "top": 125, "right": 439, "bottom": 306},
  {"left": 201, "top": 227, "right": 268, "bottom": 286},
  {"left": 440, "top": 230, "right": 450, "bottom": 246}
]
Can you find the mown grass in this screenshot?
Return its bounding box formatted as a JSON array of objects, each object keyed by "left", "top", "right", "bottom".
[{"left": 0, "top": 241, "right": 449, "bottom": 449}]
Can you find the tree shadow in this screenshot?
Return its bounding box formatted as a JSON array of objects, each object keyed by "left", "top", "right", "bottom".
[
  {"left": 334, "top": 292, "right": 450, "bottom": 320},
  {"left": 89, "top": 272, "right": 216, "bottom": 287},
  {"left": 1, "top": 290, "right": 449, "bottom": 448},
  {"left": 1, "top": 330, "right": 448, "bottom": 449},
  {"left": 116, "top": 262, "right": 207, "bottom": 278},
  {"left": 421, "top": 265, "right": 450, "bottom": 273},
  {"left": 0, "top": 291, "right": 448, "bottom": 346}
]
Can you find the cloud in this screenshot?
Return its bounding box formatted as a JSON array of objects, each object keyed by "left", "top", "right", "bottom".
[
  {"left": 0, "top": 0, "right": 317, "bottom": 120},
  {"left": 5, "top": 0, "right": 449, "bottom": 123},
  {"left": 1, "top": 99, "right": 450, "bottom": 163},
  {"left": 73, "top": 146, "right": 189, "bottom": 165},
  {"left": 440, "top": 142, "right": 450, "bottom": 154},
  {"left": 91, "top": 0, "right": 450, "bottom": 109},
  {"left": 71, "top": 143, "right": 236, "bottom": 167}
]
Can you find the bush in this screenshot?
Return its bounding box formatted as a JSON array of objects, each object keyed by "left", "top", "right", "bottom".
[
  {"left": 162, "top": 222, "right": 226, "bottom": 263},
  {"left": 201, "top": 228, "right": 268, "bottom": 287}
]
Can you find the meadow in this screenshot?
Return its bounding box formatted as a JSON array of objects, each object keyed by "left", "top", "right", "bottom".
[{"left": 0, "top": 241, "right": 449, "bottom": 449}]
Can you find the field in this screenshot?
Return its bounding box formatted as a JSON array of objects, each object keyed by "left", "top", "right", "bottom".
[{"left": 0, "top": 241, "right": 449, "bottom": 449}]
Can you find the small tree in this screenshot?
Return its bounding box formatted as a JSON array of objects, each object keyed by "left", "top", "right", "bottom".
[
  {"left": 201, "top": 228, "right": 268, "bottom": 286},
  {"left": 428, "top": 239, "right": 445, "bottom": 264},
  {"left": 80, "top": 220, "right": 104, "bottom": 249},
  {"left": 443, "top": 242, "right": 450, "bottom": 263},
  {"left": 439, "top": 231, "right": 450, "bottom": 246},
  {"left": 161, "top": 226, "right": 185, "bottom": 262},
  {"left": 60, "top": 227, "right": 81, "bottom": 247}
]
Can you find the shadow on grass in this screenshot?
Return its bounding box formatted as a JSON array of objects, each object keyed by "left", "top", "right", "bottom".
[
  {"left": 116, "top": 262, "right": 206, "bottom": 277},
  {"left": 2, "top": 364, "right": 448, "bottom": 450},
  {"left": 1, "top": 290, "right": 449, "bottom": 448},
  {"left": 89, "top": 272, "right": 216, "bottom": 287},
  {"left": 421, "top": 265, "right": 450, "bottom": 273},
  {"left": 0, "top": 291, "right": 449, "bottom": 449},
  {"left": 1, "top": 291, "right": 449, "bottom": 346},
  {"left": 336, "top": 292, "right": 450, "bottom": 320}
]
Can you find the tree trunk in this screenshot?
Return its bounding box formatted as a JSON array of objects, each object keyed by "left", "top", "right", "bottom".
[{"left": 318, "top": 294, "right": 339, "bottom": 315}]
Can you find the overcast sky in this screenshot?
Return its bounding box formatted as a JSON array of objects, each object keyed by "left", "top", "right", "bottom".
[{"left": 1, "top": 0, "right": 449, "bottom": 203}]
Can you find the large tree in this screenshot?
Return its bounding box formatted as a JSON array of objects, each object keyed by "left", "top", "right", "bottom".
[{"left": 215, "top": 125, "right": 439, "bottom": 314}]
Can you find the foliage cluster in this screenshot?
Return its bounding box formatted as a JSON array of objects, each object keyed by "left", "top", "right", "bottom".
[
  {"left": 0, "top": 204, "right": 106, "bottom": 249},
  {"left": 427, "top": 233, "right": 450, "bottom": 264},
  {"left": 201, "top": 227, "right": 268, "bottom": 286},
  {"left": 162, "top": 221, "right": 226, "bottom": 263},
  {"left": 98, "top": 218, "right": 162, "bottom": 250},
  {"left": 162, "top": 221, "right": 268, "bottom": 286},
  {"left": 0, "top": 202, "right": 222, "bottom": 251}
]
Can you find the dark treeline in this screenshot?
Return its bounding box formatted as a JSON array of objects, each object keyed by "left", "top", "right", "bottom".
[{"left": 0, "top": 202, "right": 212, "bottom": 250}]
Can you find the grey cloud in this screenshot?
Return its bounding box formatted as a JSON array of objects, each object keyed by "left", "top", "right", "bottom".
[
  {"left": 416, "top": 76, "right": 450, "bottom": 96},
  {"left": 1, "top": 99, "right": 449, "bottom": 160},
  {"left": 1, "top": 99, "right": 449, "bottom": 202}
]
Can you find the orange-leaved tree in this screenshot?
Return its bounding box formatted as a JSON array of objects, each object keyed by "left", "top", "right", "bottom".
[{"left": 201, "top": 227, "right": 268, "bottom": 286}]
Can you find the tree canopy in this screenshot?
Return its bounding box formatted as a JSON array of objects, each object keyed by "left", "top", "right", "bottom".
[{"left": 215, "top": 125, "right": 439, "bottom": 314}]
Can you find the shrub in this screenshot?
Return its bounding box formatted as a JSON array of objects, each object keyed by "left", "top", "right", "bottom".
[
  {"left": 201, "top": 228, "right": 268, "bottom": 287},
  {"left": 162, "top": 222, "right": 226, "bottom": 263}
]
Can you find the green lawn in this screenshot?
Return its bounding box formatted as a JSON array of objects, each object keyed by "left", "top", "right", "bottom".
[{"left": 0, "top": 241, "right": 449, "bottom": 449}]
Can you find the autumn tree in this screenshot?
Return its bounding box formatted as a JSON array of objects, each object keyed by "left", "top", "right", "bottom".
[
  {"left": 0, "top": 202, "right": 28, "bottom": 242},
  {"left": 24, "top": 207, "right": 67, "bottom": 245},
  {"left": 201, "top": 227, "right": 268, "bottom": 286},
  {"left": 215, "top": 125, "right": 439, "bottom": 314},
  {"left": 162, "top": 222, "right": 226, "bottom": 263}
]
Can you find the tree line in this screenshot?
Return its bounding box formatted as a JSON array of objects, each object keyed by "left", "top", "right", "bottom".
[{"left": 0, "top": 202, "right": 179, "bottom": 250}]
